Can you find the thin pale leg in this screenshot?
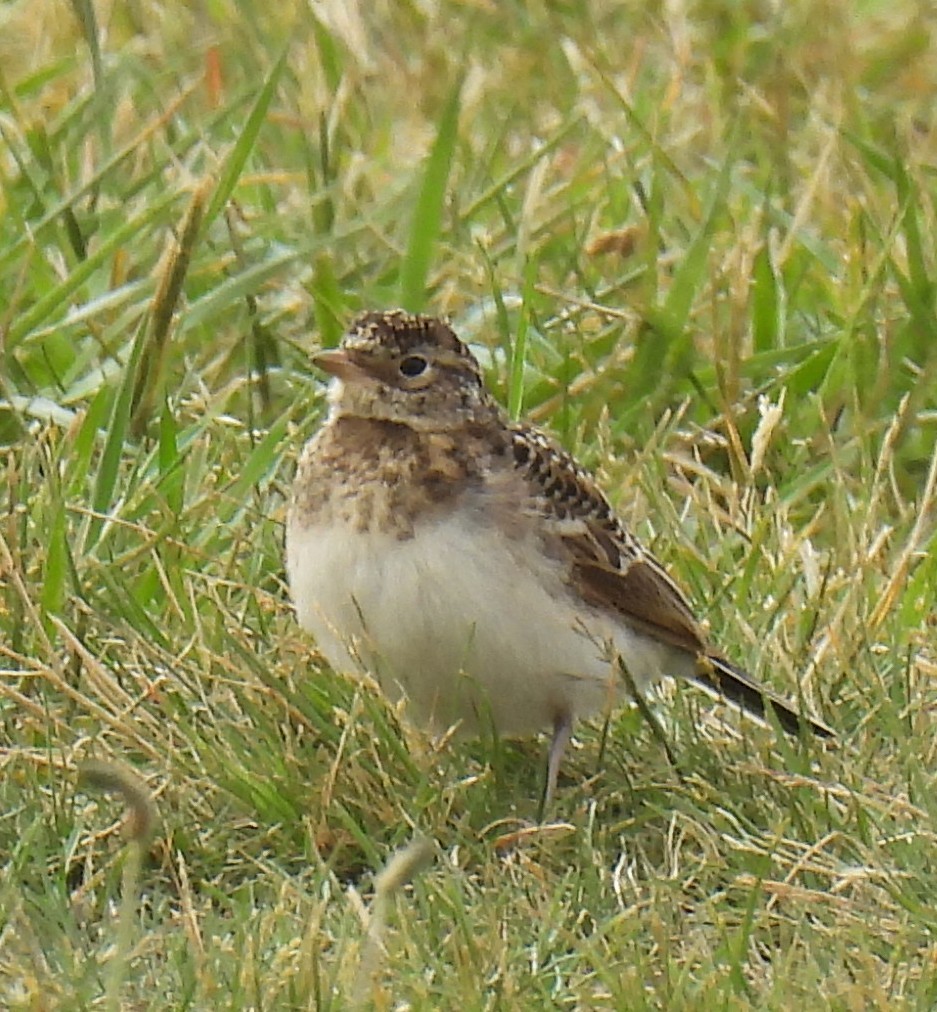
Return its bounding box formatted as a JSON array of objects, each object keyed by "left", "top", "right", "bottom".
[{"left": 539, "top": 711, "right": 573, "bottom": 818}]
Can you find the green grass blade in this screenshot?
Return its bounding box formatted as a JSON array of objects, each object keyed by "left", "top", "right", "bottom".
[
  {"left": 6, "top": 190, "right": 180, "bottom": 347},
  {"left": 40, "top": 499, "right": 68, "bottom": 629},
  {"left": 661, "top": 141, "right": 734, "bottom": 337},
  {"left": 311, "top": 253, "right": 346, "bottom": 348},
  {"left": 399, "top": 80, "right": 462, "bottom": 311},
  {"left": 83, "top": 318, "right": 149, "bottom": 552},
  {"left": 508, "top": 256, "right": 537, "bottom": 420},
  {"left": 202, "top": 47, "right": 289, "bottom": 230},
  {"left": 752, "top": 243, "right": 783, "bottom": 352}
]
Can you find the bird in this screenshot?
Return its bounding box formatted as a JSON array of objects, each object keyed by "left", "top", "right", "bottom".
[{"left": 285, "top": 309, "right": 833, "bottom": 806}]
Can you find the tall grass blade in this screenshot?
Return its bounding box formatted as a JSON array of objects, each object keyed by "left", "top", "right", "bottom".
[
  {"left": 399, "top": 80, "right": 462, "bottom": 311},
  {"left": 203, "top": 47, "right": 289, "bottom": 230}
]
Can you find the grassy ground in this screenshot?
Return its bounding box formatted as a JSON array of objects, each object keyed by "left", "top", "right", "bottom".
[{"left": 2, "top": 0, "right": 937, "bottom": 1007}]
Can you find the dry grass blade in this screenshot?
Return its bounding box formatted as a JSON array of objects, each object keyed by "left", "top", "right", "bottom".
[
  {"left": 78, "top": 759, "right": 159, "bottom": 1012},
  {"left": 78, "top": 758, "right": 158, "bottom": 846},
  {"left": 131, "top": 180, "right": 210, "bottom": 436},
  {"left": 350, "top": 835, "right": 436, "bottom": 1009},
  {"left": 2, "top": 2, "right": 937, "bottom": 1007}
]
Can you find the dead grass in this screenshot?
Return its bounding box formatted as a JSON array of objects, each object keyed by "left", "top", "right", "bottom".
[{"left": 2, "top": 0, "right": 937, "bottom": 1007}]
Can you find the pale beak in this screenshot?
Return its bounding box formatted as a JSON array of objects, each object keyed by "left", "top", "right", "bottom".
[{"left": 312, "top": 348, "right": 369, "bottom": 382}]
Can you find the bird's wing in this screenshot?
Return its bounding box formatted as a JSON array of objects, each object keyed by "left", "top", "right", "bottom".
[
  {"left": 508, "top": 421, "right": 705, "bottom": 655},
  {"left": 507, "top": 421, "right": 834, "bottom": 738}
]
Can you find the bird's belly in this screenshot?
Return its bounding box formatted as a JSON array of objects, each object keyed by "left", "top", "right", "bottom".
[{"left": 286, "top": 513, "right": 668, "bottom": 737}]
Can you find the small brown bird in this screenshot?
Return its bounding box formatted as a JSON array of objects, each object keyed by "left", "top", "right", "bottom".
[{"left": 286, "top": 310, "right": 833, "bottom": 804}]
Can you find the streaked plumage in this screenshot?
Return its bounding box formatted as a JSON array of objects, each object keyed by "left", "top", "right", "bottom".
[{"left": 286, "top": 310, "right": 833, "bottom": 804}]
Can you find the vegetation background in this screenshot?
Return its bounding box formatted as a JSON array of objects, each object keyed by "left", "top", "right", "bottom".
[{"left": 2, "top": 0, "right": 936, "bottom": 1007}]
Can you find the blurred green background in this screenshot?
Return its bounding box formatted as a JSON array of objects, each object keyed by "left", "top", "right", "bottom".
[{"left": 1, "top": 0, "right": 936, "bottom": 1007}]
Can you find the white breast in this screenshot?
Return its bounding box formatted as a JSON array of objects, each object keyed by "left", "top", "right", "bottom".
[{"left": 286, "top": 509, "right": 681, "bottom": 738}]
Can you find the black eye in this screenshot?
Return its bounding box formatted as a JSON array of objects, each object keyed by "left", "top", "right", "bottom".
[{"left": 399, "top": 355, "right": 428, "bottom": 378}]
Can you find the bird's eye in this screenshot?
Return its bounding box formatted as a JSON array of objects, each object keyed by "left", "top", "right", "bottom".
[{"left": 399, "top": 355, "right": 428, "bottom": 378}]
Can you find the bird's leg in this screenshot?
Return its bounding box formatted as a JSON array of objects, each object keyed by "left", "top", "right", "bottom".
[{"left": 539, "top": 711, "right": 573, "bottom": 819}]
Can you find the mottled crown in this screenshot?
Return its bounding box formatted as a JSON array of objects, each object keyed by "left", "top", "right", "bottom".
[{"left": 344, "top": 310, "right": 478, "bottom": 368}]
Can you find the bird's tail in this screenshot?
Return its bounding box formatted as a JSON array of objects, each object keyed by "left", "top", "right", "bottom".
[{"left": 692, "top": 654, "right": 834, "bottom": 739}]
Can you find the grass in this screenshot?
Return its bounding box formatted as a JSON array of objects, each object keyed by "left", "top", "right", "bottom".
[{"left": 2, "top": 0, "right": 937, "bottom": 1007}]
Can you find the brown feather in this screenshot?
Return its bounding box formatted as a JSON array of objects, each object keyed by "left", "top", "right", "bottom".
[
  {"left": 694, "top": 655, "right": 835, "bottom": 738},
  {"left": 508, "top": 418, "right": 833, "bottom": 739},
  {"left": 571, "top": 549, "right": 705, "bottom": 656}
]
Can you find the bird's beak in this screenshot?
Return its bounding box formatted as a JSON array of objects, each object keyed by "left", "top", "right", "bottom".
[{"left": 312, "top": 349, "right": 368, "bottom": 382}]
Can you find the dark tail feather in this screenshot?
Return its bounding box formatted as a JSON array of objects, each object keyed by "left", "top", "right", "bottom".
[{"left": 693, "top": 655, "right": 834, "bottom": 739}]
